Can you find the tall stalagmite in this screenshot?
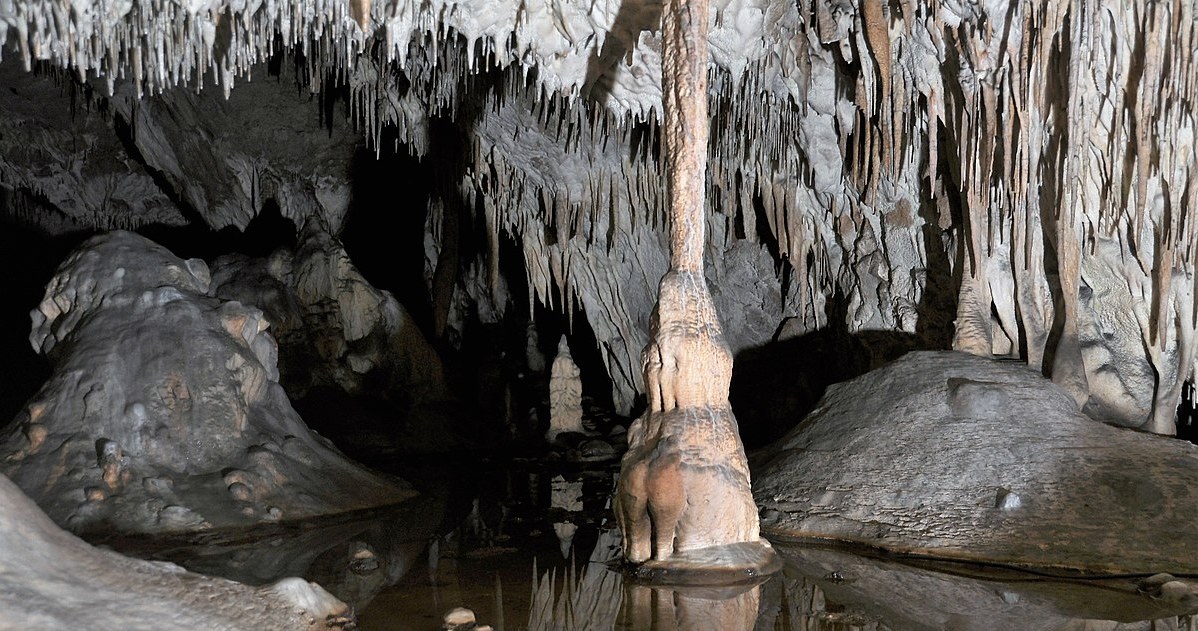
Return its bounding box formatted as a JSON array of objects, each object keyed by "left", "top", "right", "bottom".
[{"left": 614, "top": 0, "right": 777, "bottom": 578}]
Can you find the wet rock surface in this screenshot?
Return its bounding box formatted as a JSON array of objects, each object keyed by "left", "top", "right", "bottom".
[
  {"left": 754, "top": 351, "right": 1198, "bottom": 573},
  {"left": 0, "top": 473, "right": 353, "bottom": 630},
  {"left": 1, "top": 231, "right": 414, "bottom": 534}
]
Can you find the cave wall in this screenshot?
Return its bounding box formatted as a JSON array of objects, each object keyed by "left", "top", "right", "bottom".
[{"left": 0, "top": 0, "right": 1194, "bottom": 429}]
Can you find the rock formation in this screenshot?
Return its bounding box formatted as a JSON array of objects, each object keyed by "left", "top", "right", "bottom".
[
  {"left": 755, "top": 352, "right": 1198, "bottom": 573},
  {"left": 1, "top": 231, "right": 414, "bottom": 534},
  {"left": 2, "top": 1, "right": 1194, "bottom": 434},
  {"left": 211, "top": 220, "right": 447, "bottom": 405},
  {"left": 547, "top": 336, "right": 584, "bottom": 442},
  {"left": 614, "top": 0, "right": 775, "bottom": 579},
  {"left": 0, "top": 472, "right": 353, "bottom": 630}
]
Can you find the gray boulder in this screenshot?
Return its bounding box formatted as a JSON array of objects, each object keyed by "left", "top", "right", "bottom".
[
  {"left": 1, "top": 231, "right": 414, "bottom": 534},
  {"left": 755, "top": 351, "right": 1198, "bottom": 573}
]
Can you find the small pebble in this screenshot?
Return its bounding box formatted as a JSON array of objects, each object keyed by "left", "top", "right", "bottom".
[{"left": 443, "top": 606, "right": 475, "bottom": 628}]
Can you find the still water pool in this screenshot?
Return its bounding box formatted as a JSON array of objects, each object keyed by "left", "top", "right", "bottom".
[{"left": 90, "top": 460, "right": 1198, "bottom": 631}]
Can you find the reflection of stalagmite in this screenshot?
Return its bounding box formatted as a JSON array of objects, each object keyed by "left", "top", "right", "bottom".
[
  {"left": 624, "top": 583, "right": 760, "bottom": 631},
  {"left": 550, "top": 475, "right": 583, "bottom": 558},
  {"left": 547, "top": 336, "right": 584, "bottom": 441},
  {"left": 613, "top": 0, "right": 775, "bottom": 578}
]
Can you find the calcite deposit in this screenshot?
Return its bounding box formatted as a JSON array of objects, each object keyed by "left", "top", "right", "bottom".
[
  {"left": 1, "top": 231, "right": 414, "bottom": 534},
  {"left": 0, "top": 472, "right": 353, "bottom": 630},
  {"left": 615, "top": 0, "right": 775, "bottom": 578},
  {"left": 2, "top": 1, "right": 1194, "bottom": 431},
  {"left": 755, "top": 352, "right": 1198, "bottom": 574},
  {"left": 211, "top": 220, "right": 446, "bottom": 403}
]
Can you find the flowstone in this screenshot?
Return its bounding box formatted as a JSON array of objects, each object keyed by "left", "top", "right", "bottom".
[
  {"left": 0, "top": 473, "right": 353, "bottom": 630},
  {"left": 1, "top": 231, "right": 414, "bottom": 534},
  {"left": 755, "top": 351, "right": 1198, "bottom": 573}
]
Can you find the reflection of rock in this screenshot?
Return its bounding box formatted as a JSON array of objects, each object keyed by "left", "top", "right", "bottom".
[
  {"left": 1, "top": 232, "right": 413, "bottom": 534},
  {"left": 772, "top": 545, "right": 1198, "bottom": 630},
  {"left": 547, "top": 336, "right": 584, "bottom": 441},
  {"left": 550, "top": 476, "right": 584, "bottom": 512},
  {"left": 623, "top": 583, "right": 760, "bottom": 631},
  {"left": 549, "top": 474, "right": 584, "bottom": 559},
  {"left": 529, "top": 527, "right": 762, "bottom": 631},
  {"left": 0, "top": 473, "right": 352, "bottom": 629},
  {"left": 119, "top": 491, "right": 446, "bottom": 614},
  {"left": 755, "top": 351, "right": 1198, "bottom": 573}
]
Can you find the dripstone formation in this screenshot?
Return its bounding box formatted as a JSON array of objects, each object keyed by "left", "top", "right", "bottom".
[{"left": 1, "top": 231, "right": 413, "bottom": 534}]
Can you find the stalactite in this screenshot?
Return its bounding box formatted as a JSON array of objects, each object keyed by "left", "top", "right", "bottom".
[{"left": 3, "top": 0, "right": 1196, "bottom": 430}]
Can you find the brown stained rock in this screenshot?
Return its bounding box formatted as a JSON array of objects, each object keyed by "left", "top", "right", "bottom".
[
  {"left": 618, "top": 405, "right": 759, "bottom": 562},
  {"left": 615, "top": 0, "right": 769, "bottom": 575}
]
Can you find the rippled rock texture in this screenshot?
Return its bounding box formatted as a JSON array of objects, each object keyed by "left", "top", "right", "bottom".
[
  {"left": 755, "top": 351, "right": 1198, "bottom": 573},
  {"left": 1, "top": 231, "right": 414, "bottom": 534}
]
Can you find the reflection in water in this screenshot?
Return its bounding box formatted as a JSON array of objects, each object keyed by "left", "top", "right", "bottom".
[
  {"left": 90, "top": 463, "right": 1198, "bottom": 630},
  {"left": 762, "top": 545, "right": 1198, "bottom": 631},
  {"left": 622, "top": 583, "right": 760, "bottom": 631},
  {"left": 528, "top": 527, "right": 761, "bottom": 631}
]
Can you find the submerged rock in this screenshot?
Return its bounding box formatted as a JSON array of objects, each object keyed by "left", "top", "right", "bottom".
[
  {"left": 0, "top": 472, "right": 352, "bottom": 630},
  {"left": 754, "top": 351, "right": 1198, "bottom": 573},
  {"left": 1, "top": 231, "right": 414, "bottom": 534}
]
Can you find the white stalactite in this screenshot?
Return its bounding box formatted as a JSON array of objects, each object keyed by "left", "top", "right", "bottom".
[{"left": 1, "top": 0, "right": 1195, "bottom": 431}]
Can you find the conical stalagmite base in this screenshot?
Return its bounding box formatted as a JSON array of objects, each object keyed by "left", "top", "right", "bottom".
[{"left": 615, "top": 273, "right": 779, "bottom": 584}]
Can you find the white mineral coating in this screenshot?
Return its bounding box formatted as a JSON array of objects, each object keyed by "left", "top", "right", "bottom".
[
  {"left": 2, "top": 231, "right": 414, "bottom": 534},
  {"left": 442, "top": 606, "right": 475, "bottom": 627},
  {"left": 755, "top": 351, "right": 1198, "bottom": 573},
  {"left": 1, "top": 0, "right": 1196, "bottom": 430},
  {"left": 0, "top": 472, "right": 353, "bottom": 630},
  {"left": 547, "top": 336, "right": 585, "bottom": 441}
]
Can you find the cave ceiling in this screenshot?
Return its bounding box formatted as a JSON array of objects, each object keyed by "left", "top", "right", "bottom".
[{"left": 0, "top": 0, "right": 1194, "bottom": 426}]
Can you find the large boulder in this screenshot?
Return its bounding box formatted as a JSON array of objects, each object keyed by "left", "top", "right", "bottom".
[
  {"left": 0, "top": 472, "right": 352, "bottom": 630},
  {"left": 754, "top": 351, "right": 1198, "bottom": 573},
  {"left": 1, "top": 231, "right": 414, "bottom": 534}
]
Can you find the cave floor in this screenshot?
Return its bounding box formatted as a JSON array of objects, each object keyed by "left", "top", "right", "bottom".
[{"left": 84, "top": 454, "right": 1198, "bottom": 630}]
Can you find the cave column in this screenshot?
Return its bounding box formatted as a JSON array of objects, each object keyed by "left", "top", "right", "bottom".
[{"left": 614, "top": 0, "right": 778, "bottom": 580}]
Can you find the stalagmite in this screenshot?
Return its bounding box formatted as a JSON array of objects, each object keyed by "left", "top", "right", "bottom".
[
  {"left": 614, "top": 0, "right": 777, "bottom": 581},
  {"left": 546, "top": 336, "right": 584, "bottom": 442}
]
